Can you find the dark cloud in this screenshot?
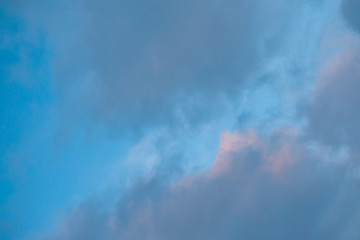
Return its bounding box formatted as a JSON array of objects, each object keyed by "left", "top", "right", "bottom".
[
  {"left": 43, "top": 129, "right": 360, "bottom": 240},
  {"left": 342, "top": 0, "right": 360, "bottom": 32}
]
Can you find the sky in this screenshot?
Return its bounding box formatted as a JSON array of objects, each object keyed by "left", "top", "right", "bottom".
[{"left": 1, "top": 0, "right": 360, "bottom": 239}]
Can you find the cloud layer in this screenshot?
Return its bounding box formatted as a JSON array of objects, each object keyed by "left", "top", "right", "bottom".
[
  {"left": 2, "top": 1, "right": 360, "bottom": 239},
  {"left": 31, "top": 0, "right": 306, "bottom": 130},
  {"left": 44, "top": 129, "right": 360, "bottom": 240}
]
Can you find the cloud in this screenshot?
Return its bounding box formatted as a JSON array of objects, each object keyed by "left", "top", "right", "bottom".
[
  {"left": 306, "top": 42, "right": 360, "bottom": 157},
  {"left": 40, "top": 4, "right": 360, "bottom": 239},
  {"left": 4, "top": 2, "right": 359, "bottom": 239},
  {"left": 19, "top": 0, "right": 307, "bottom": 132},
  {"left": 342, "top": 0, "right": 360, "bottom": 32},
  {"left": 43, "top": 128, "right": 360, "bottom": 240}
]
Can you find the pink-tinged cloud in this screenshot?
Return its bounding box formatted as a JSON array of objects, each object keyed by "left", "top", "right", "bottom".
[
  {"left": 307, "top": 44, "right": 360, "bottom": 158},
  {"left": 44, "top": 128, "right": 360, "bottom": 240},
  {"left": 212, "top": 128, "right": 300, "bottom": 178}
]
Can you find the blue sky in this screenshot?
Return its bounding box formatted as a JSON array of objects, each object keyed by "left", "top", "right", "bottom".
[{"left": 1, "top": 0, "right": 360, "bottom": 239}]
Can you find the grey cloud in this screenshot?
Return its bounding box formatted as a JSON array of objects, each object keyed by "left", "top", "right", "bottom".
[
  {"left": 306, "top": 47, "right": 360, "bottom": 155},
  {"left": 342, "top": 0, "right": 360, "bottom": 32},
  {"left": 43, "top": 130, "right": 360, "bottom": 240},
  {"left": 27, "top": 0, "right": 306, "bottom": 132}
]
